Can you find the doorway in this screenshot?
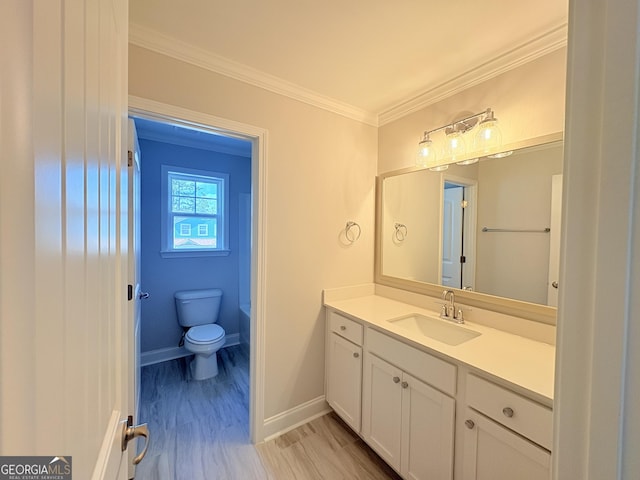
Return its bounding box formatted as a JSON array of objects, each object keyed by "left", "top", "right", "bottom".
[
  {"left": 129, "top": 97, "right": 267, "bottom": 443},
  {"left": 441, "top": 176, "right": 477, "bottom": 291}
]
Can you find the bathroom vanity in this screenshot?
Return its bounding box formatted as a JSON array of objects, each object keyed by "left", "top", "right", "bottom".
[{"left": 324, "top": 286, "right": 554, "bottom": 480}]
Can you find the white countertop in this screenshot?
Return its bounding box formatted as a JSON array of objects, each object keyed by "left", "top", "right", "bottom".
[{"left": 324, "top": 293, "right": 555, "bottom": 405}]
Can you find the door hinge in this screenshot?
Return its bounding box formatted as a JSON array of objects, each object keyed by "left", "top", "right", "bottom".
[
  {"left": 460, "top": 255, "right": 466, "bottom": 264},
  {"left": 128, "top": 284, "right": 133, "bottom": 301},
  {"left": 460, "top": 200, "right": 468, "bottom": 208},
  {"left": 128, "top": 150, "right": 133, "bottom": 167}
]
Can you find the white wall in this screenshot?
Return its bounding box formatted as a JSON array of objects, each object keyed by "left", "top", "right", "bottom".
[
  {"left": 129, "top": 45, "right": 377, "bottom": 421},
  {"left": 382, "top": 170, "right": 441, "bottom": 283},
  {"left": 378, "top": 48, "right": 567, "bottom": 174}
]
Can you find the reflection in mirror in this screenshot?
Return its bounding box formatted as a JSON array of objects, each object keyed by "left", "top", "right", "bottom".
[{"left": 379, "top": 138, "right": 563, "bottom": 307}]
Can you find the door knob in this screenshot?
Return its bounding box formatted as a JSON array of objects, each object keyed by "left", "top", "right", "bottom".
[
  {"left": 139, "top": 291, "right": 150, "bottom": 300},
  {"left": 121, "top": 415, "right": 150, "bottom": 465}
]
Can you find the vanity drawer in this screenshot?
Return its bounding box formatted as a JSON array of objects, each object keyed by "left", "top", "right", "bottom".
[
  {"left": 466, "top": 374, "right": 552, "bottom": 450},
  {"left": 329, "top": 311, "right": 363, "bottom": 346},
  {"left": 367, "top": 328, "right": 456, "bottom": 396}
]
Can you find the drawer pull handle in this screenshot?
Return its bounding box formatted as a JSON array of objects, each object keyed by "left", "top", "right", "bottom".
[
  {"left": 340, "top": 325, "right": 346, "bottom": 331},
  {"left": 393, "top": 376, "right": 400, "bottom": 384},
  {"left": 465, "top": 419, "right": 475, "bottom": 429},
  {"left": 353, "top": 352, "right": 359, "bottom": 358},
  {"left": 401, "top": 381, "right": 409, "bottom": 389},
  {"left": 502, "top": 407, "right": 514, "bottom": 418}
]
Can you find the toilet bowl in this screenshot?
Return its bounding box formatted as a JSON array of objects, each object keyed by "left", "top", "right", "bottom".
[{"left": 175, "top": 289, "right": 226, "bottom": 380}]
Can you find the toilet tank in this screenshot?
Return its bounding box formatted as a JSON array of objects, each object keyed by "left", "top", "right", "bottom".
[{"left": 174, "top": 288, "right": 223, "bottom": 327}]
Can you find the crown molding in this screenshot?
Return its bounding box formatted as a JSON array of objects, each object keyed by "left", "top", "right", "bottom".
[
  {"left": 129, "top": 23, "right": 378, "bottom": 126},
  {"left": 130, "top": 22, "right": 568, "bottom": 129},
  {"left": 377, "top": 23, "right": 569, "bottom": 126}
]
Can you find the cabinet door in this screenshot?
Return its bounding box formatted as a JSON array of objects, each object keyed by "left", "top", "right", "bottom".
[
  {"left": 462, "top": 409, "right": 551, "bottom": 480},
  {"left": 401, "top": 372, "right": 455, "bottom": 480},
  {"left": 362, "top": 353, "right": 403, "bottom": 471},
  {"left": 327, "top": 332, "right": 362, "bottom": 432}
]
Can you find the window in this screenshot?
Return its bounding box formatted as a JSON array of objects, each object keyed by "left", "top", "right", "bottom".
[
  {"left": 197, "top": 224, "right": 209, "bottom": 236},
  {"left": 179, "top": 223, "right": 192, "bottom": 237},
  {"left": 161, "top": 165, "right": 229, "bottom": 256}
]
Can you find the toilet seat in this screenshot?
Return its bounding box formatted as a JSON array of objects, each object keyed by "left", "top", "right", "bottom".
[{"left": 186, "top": 324, "right": 225, "bottom": 345}]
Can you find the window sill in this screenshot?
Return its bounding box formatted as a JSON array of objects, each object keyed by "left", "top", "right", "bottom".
[{"left": 160, "top": 249, "right": 231, "bottom": 259}]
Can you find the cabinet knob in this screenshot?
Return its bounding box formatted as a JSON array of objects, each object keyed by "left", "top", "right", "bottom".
[
  {"left": 502, "top": 407, "right": 514, "bottom": 418},
  {"left": 340, "top": 325, "right": 346, "bottom": 331},
  {"left": 353, "top": 352, "right": 359, "bottom": 358},
  {"left": 465, "top": 419, "right": 475, "bottom": 429},
  {"left": 392, "top": 376, "right": 400, "bottom": 383},
  {"left": 401, "top": 381, "right": 409, "bottom": 389}
]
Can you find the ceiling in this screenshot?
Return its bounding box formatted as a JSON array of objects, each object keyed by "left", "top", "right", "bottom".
[
  {"left": 130, "top": 0, "right": 568, "bottom": 125},
  {"left": 134, "top": 117, "right": 253, "bottom": 157}
]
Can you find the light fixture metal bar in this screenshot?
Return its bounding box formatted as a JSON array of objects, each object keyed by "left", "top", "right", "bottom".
[{"left": 421, "top": 108, "right": 492, "bottom": 138}]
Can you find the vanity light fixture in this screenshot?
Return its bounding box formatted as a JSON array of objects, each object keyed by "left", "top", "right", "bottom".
[{"left": 416, "top": 108, "right": 502, "bottom": 170}]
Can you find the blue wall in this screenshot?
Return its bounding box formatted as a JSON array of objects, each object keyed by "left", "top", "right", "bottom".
[{"left": 139, "top": 138, "right": 251, "bottom": 354}]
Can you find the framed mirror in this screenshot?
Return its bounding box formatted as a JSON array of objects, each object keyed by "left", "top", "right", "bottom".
[{"left": 375, "top": 133, "right": 563, "bottom": 324}]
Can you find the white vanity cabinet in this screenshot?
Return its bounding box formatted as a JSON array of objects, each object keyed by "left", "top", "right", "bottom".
[
  {"left": 461, "top": 374, "right": 552, "bottom": 480},
  {"left": 325, "top": 310, "right": 363, "bottom": 432},
  {"left": 323, "top": 302, "right": 554, "bottom": 480},
  {"left": 362, "top": 329, "right": 456, "bottom": 480}
]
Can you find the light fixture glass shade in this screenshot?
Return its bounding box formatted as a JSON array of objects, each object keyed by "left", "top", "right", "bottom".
[
  {"left": 475, "top": 111, "right": 502, "bottom": 154},
  {"left": 456, "top": 157, "right": 479, "bottom": 166},
  {"left": 416, "top": 135, "right": 438, "bottom": 167},
  {"left": 487, "top": 150, "right": 513, "bottom": 159},
  {"left": 429, "top": 164, "right": 449, "bottom": 172},
  {"left": 445, "top": 130, "right": 466, "bottom": 161}
]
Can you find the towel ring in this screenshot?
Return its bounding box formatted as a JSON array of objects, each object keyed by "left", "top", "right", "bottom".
[
  {"left": 394, "top": 223, "right": 407, "bottom": 242},
  {"left": 345, "top": 221, "right": 361, "bottom": 243}
]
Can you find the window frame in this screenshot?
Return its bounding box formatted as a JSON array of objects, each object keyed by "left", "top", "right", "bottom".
[{"left": 160, "top": 164, "right": 230, "bottom": 258}]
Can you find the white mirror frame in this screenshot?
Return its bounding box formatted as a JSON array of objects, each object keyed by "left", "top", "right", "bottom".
[{"left": 375, "top": 132, "right": 564, "bottom": 325}]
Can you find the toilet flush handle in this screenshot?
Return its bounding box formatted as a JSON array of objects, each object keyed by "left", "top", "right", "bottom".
[{"left": 139, "top": 291, "right": 150, "bottom": 300}]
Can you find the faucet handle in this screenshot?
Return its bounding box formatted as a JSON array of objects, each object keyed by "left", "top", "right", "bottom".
[
  {"left": 455, "top": 308, "right": 464, "bottom": 322},
  {"left": 439, "top": 303, "right": 449, "bottom": 318}
]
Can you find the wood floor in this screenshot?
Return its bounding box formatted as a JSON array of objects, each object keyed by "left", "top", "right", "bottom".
[{"left": 136, "top": 345, "right": 401, "bottom": 480}]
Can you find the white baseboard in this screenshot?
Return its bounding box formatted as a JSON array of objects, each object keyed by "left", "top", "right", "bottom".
[
  {"left": 140, "top": 333, "right": 240, "bottom": 367},
  {"left": 262, "top": 396, "right": 331, "bottom": 442}
]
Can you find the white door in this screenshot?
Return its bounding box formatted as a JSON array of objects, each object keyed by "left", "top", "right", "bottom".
[
  {"left": 462, "top": 409, "right": 551, "bottom": 480},
  {"left": 401, "top": 373, "right": 455, "bottom": 480},
  {"left": 0, "top": 1, "right": 144, "bottom": 478},
  {"left": 547, "top": 174, "right": 563, "bottom": 306},
  {"left": 326, "top": 333, "right": 362, "bottom": 432},
  {"left": 442, "top": 186, "right": 464, "bottom": 288},
  {"left": 127, "top": 120, "right": 145, "bottom": 478},
  {"left": 362, "top": 354, "right": 403, "bottom": 471}
]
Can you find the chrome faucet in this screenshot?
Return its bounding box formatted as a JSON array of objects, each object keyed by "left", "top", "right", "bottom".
[{"left": 441, "top": 289, "right": 464, "bottom": 324}]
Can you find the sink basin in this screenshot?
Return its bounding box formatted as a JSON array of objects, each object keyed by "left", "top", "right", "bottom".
[{"left": 387, "top": 313, "right": 481, "bottom": 346}]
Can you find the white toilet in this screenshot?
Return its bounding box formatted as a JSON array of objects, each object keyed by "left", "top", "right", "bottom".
[{"left": 175, "top": 288, "right": 226, "bottom": 380}]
